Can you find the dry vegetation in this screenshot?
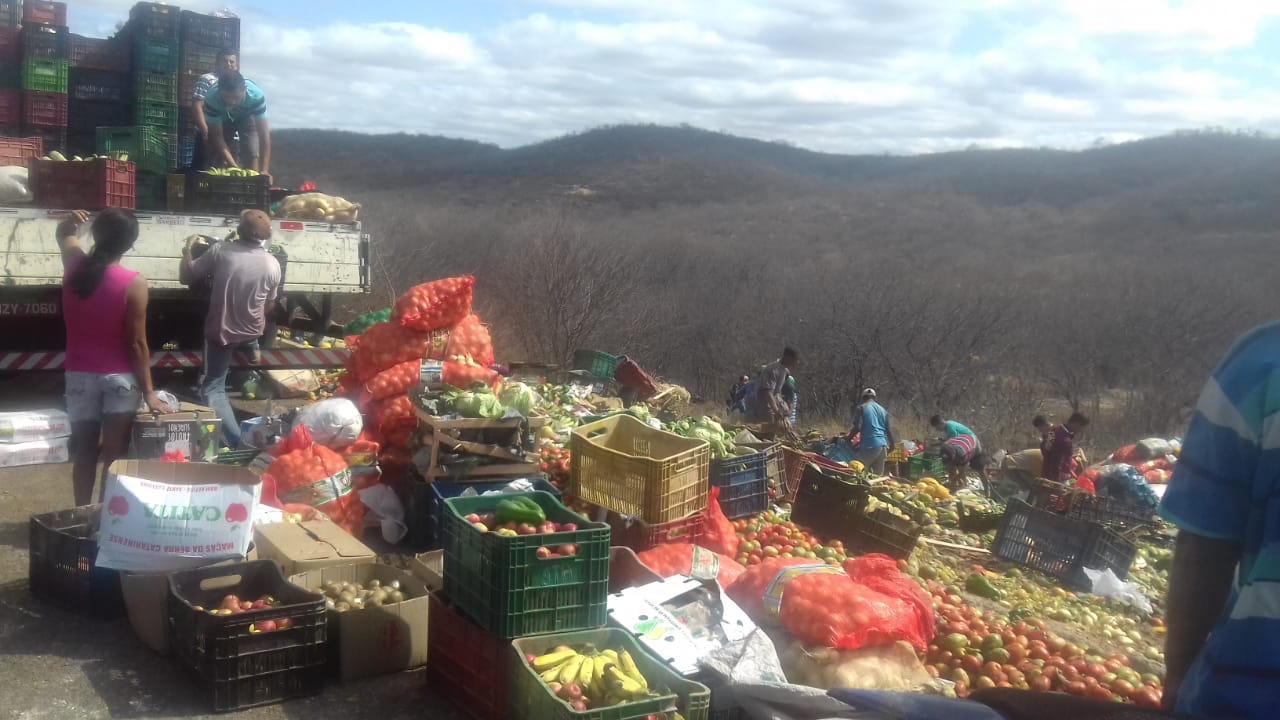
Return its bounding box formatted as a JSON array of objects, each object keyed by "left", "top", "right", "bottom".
[{"left": 272, "top": 125, "right": 1280, "bottom": 455}]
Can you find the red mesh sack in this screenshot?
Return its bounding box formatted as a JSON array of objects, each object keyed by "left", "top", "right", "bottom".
[
  {"left": 779, "top": 572, "right": 921, "bottom": 651},
  {"left": 1111, "top": 444, "right": 1140, "bottom": 464},
  {"left": 446, "top": 313, "right": 495, "bottom": 367},
  {"left": 636, "top": 543, "right": 744, "bottom": 588},
  {"left": 700, "top": 486, "right": 739, "bottom": 557},
  {"left": 393, "top": 276, "right": 475, "bottom": 332},
  {"left": 353, "top": 322, "right": 449, "bottom": 380},
  {"left": 443, "top": 360, "right": 500, "bottom": 391},
  {"left": 261, "top": 426, "right": 365, "bottom": 537},
  {"left": 726, "top": 556, "right": 815, "bottom": 619},
  {"left": 839, "top": 555, "right": 934, "bottom": 650}
]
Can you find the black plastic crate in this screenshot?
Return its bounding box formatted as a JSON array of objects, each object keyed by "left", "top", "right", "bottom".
[
  {"left": 179, "top": 42, "right": 218, "bottom": 78},
  {"left": 128, "top": 2, "right": 181, "bottom": 41},
  {"left": 187, "top": 171, "right": 270, "bottom": 213},
  {"left": 28, "top": 505, "right": 124, "bottom": 619},
  {"left": 68, "top": 100, "right": 131, "bottom": 136},
  {"left": 0, "top": 0, "right": 16, "bottom": 29},
  {"left": 23, "top": 123, "right": 65, "bottom": 154},
  {"left": 168, "top": 560, "right": 327, "bottom": 712},
  {"left": 991, "top": 500, "right": 1138, "bottom": 591},
  {"left": 131, "top": 36, "right": 179, "bottom": 74},
  {"left": 21, "top": 23, "right": 68, "bottom": 61},
  {"left": 68, "top": 67, "right": 129, "bottom": 103},
  {"left": 790, "top": 462, "right": 866, "bottom": 534},
  {"left": 70, "top": 34, "right": 129, "bottom": 72},
  {"left": 1065, "top": 493, "right": 1156, "bottom": 532},
  {"left": 843, "top": 507, "right": 922, "bottom": 560},
  {"left": 181, "top": 11, "right": 240, "bottom": 51}
]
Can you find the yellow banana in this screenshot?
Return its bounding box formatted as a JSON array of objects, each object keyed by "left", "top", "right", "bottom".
[
  {"left": 600, "top": 649, "right": 620, "bottom": 665},
  {"left": 558, "top": 654, "right": 586, "bottom": 685},
  {"left": 603, "top": 663, "right": 645, "bottom": 697},
  {"left": 531, "top": 648, "right": 577, "bottom": 672},
  {"left": 577, "top": 654, "right": 596, "bottom": 692},
  {"left": 618, "top": 650, "right": 648, "bottom": 690},
  {"left": 539, "top": 666, "right": 564, "bottom": 683}
]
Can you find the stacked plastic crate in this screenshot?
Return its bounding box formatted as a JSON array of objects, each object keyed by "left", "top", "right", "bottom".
[
  {"left": 67, "top": 34, "right": 130, "bottom": 157},
  {"left": 177, "top": 10, "right": 239, "bottom": 171},
  {"left": 125, "top": 1, "right": 179, "bottom": 209},
  {"left": 18, "top": 1, "right": 70, "bottom": 155}
]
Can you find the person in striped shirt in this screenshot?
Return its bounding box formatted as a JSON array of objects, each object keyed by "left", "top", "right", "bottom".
[
  {"left": 202, "top": 70, "right": 272, "bottom": 180},
  {"left": 1160, "top": 323, "right": 1280, "bottom": 719}
]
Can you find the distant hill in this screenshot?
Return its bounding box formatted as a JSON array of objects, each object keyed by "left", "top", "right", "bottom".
[{"left": 274, "top": 125, "right": 1280, "bottom": 225}]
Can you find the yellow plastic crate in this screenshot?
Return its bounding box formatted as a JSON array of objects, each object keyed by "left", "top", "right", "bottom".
[
  {"left": 887, "top": 445, "right": 908, "bottom": 464},
  {"left": 570, "top": 414, "right": 710, "bottom": 523}
]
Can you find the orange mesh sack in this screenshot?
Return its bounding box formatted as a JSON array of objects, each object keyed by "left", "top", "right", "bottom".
[
  {"left": 636, "top": 543, "right": 745, "bottom": 589},
  {"left": 262, "top": 426, "right": 365, "bottom": 536},
  {"left": 442, "top": 360, "right": 500, "bottom": 391},
  {"left": 367, "top": 395, "right": 416, "bottom": 448},
  {"left": 354, "top": 322, "right": 450, "bottom": 380},
  {"left": 445, "top": 313, "right": 495, "bottom": 367},
  {"left": 362, "top": 360, "right": 420, "bottom": 401},
  {"left": 725, "top": 556, "right": 815, "bottom": 619},
  {"left": 393, "top": 276, "right": 475, "bottom": 333},
  {"left": 779, "top": 572, "right": 927, "bottom": 651}
]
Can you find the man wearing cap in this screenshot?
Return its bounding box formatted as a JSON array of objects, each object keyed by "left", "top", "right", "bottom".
[
  {"left": 849, "top": 388, "right": 895, "bottom": 476},
  {"left": 179, "top": 210, "right": 282, "bottom": 448}
]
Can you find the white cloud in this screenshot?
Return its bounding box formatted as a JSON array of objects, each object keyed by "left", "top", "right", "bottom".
[{"left": 64, "top": 0, "right": 1280, "bottom": 153}]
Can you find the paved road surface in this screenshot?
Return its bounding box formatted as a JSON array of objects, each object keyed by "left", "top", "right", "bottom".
[{"left": 0, "top": 375, "right": 465, "bottom": 720}]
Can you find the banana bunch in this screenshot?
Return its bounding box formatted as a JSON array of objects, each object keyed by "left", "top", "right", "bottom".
[
  {"left": 202, "top": 167, "right": 261, "bottom": 177},
  {"left": 41, "top": 151, "right": 129, "bottom": 162},
  {"left": 528, "top": 644, "right": 656, "bottom": 710}
]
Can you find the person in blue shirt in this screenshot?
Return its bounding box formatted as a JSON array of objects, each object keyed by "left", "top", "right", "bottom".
[
  {"left": 203, "top": 71, "right": 272, "bottom": 181},
  {"left": 849, "top": 388, "right": 894, "bottom": 475},
  {"left": 1159, "top": 322, "right": 1280, "bottom": 719},
  {"left": 931, "top": 415, "right": 975, "bottom": 440}
]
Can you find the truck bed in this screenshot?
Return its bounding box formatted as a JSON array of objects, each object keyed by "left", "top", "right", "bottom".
[{"left": 0, "top": 207, "right": 369, "bottom": 294}]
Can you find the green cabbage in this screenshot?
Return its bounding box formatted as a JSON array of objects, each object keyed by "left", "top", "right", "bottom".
[
  {"left": 441, "top": 383, "right": 506, "bottom": 419},
  {"left": 499, "top": 382, "right": 539, "bottom": 416}
]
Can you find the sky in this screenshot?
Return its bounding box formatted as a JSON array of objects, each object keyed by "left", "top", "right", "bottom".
[{"left": 71, "top": 0, "right": 1280, "bottom": 155}]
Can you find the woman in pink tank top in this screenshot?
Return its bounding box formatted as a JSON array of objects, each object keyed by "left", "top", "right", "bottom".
[{"left": 58, "top": 210, "right": 170, "bottom": 505}]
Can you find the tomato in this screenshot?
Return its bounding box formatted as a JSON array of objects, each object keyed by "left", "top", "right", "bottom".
[
  {"left": 1131, "top": 687, "right": 1162, "bottom": 709},
  {"left": 974, "top": 676, "right": 996, "bottom": 689},
  {"left": 1005, "top": 642, "right": 1027, "bottom": 663},
  {"left": 1111, "top": 679, "right": 1135, "bottom": 698},
  {"left": 960, "top": 654, "right": 982, "bottom": 673},
  {"left": 1086, "top": 663, "right": 1108, "bottom": 680},
  {"left": 1064, "top": 681, "right": 1088, "bottom": 696},
  {"left": 1086, "top": 684, "right": 1114, "bottom": 702},
  {"left": 1030, "top": 675, "right": 1053, "bottom": 692}
]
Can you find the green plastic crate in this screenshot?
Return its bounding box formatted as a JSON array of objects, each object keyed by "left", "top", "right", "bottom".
[
  {"left": 133, "top": 69, "right": 176, "bottom": 103},
  {"left": 135, "top": 171, "right": 167, "bottom": 211},
  {"left": 132, "top": 37, "right": 179, "bottom": 74},
  {"left": 96, "top": 125, "right": 169, "bottom": 175},
  {"left": 441, "top": 490, "right": 610, "bottom": 639},
  {"left": 906, "top": 453, "right": 946, "bottom": 481},
  {"left": 572, "top": 349, "right": 619, "bottom": 379},
  {"left": 135, "top": 98, "right": 178, "bottom": 135},
  {"left": 510, "top": 628, "right": 710, "bottom": 720},
  {"left": 21, "top": 57, "right": 68, "bottom": 93}
]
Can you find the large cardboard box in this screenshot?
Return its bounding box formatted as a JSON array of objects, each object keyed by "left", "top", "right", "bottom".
[
  {"left": 0, "top": 408, "right": 70, "bottom": 444},
  {"left": 132, "top": 402, "right": 219, "bottom": 461},
  {"left": 0, "top": 436, "right": 70, "bottom": 467},
  {"left": 411, "top": 550, "right": 443, "bottom": 592},
  {"left": 96, "top": 460, "right": 261, "bottom": 573},
  {"left": 119, "top": 544, "right": 259, "bottom": 655},
  {"left": 254, "top": 518, "right": 375, "bottom": 577},
  {"left": 288, "top": 563, "right": 430, "bottom": 681}
]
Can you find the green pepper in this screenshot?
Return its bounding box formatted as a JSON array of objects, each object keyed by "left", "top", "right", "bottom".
[
  {"left": 965, "top": 572, "right": 1002, "bottom": 600},
  {"left": 495, "top": 496, "right": 546, "bottom": 526}
]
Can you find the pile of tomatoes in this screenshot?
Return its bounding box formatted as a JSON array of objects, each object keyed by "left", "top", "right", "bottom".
[
  {"left": 539, "top": 445, "right": 571, "bottom": 489},
  {"left": 925, "top": 583, "right": 1163, "bottom": 708},
  {"left": 732, "top": 514, "right": 847, "bottom": 566}
]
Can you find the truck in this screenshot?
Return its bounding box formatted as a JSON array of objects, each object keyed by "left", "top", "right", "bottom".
[{"left": 0, "top": 205, "right": 370, "bottom": 372}]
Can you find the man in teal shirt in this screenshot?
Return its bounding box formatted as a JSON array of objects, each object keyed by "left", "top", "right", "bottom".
[{"left": 931, "top": 415, "right": 975, "bottom": 440}]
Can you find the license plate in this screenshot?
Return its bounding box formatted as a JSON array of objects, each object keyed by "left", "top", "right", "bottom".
[{"left": 0, "top": 301, "right": 61, "bottom": 318}]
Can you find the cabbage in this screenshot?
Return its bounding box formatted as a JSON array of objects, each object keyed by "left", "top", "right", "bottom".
[
  {"left": 499, "top": 382, "right": 539, "bottom": 416},
  {"left": 441, "top": 383, "right": 506, "bottom": 419}
]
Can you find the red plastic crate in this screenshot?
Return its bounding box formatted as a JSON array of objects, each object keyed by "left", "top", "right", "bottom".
[
  {"left": 29, "top": 157, "right": 135, "bottom": 209},
  {"left": 0, "top": 88, "right": 18, "bottom": 126},
  {"left": 617, "top": 511, "right": 705, "bottom": 553},
  {"left": 21, "top": 90, "right": 67, "bottom": 128},
  {"left": 426, "top": 591, "right": 511, "bottom": 720},
  {"left": 23, "top": 1, "right": 67, "bottom": 27}
]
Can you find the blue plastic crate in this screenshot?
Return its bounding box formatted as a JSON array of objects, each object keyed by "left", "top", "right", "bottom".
[
  {"left": 176, "top": 134, "right": 195, "bottom": 169},
  {"left": 710, "top": 449, "right": 769, "bottom": 488}
]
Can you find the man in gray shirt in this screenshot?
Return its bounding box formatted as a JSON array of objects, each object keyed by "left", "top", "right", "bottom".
[
  {"left": 748, "top": 347, "right": 799, "bottom": 437},
  {"left": 180, "top": 210, "right": 282, "bottom": 447}
]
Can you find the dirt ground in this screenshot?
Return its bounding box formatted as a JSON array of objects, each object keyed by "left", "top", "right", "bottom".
[{"left": 0, "top": 374, "right": 464, "bottom": 720}]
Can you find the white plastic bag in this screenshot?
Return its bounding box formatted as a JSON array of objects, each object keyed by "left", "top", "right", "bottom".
[
  {"left": 0, "top": 166, "right": 31, "bottom": 203},
  {"left": 1083, "top": 567, "right": 1153, "bottom": 614},
  {"left": 358, "top": 484, "right": 407, "bottom": 544},
  {"left": 291, "top": 398, "right": 363, "bottom": 450}
]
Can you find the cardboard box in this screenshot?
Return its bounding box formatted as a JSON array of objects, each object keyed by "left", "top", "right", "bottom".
[
  {"left": 289, "top": 563, "right": 430, "bottom": 681},
  {"left": 253, "top": 517, "right": 376, "bottom": 577},
  {"left": 119, "top": 544, "right": 259, "bottom": 655},
  {"left": 132, "top": 402, "right": 219, "bottom": 461},
  {"left": 0, "top": 408, "right": 70, "bottom": 444},
  {"left": 608, "top": 575, "right": 757, "bottom": 675},
  {"left": 96, "top": 460, "right": 261, "bottom": 572},
  {"left": 411, "top": 550, "right": 443, "bottom": 592},
  {"left": 0, "top": 436, "right": 70, "bottom": 467}
]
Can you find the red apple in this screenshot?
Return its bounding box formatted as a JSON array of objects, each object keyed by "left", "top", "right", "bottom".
[
  {"left": 557, "top": 544, "right": 578, "bottom": 556},
  {"left": 258, "top": 619, "right": 278, "bottom": 632},
  {"left": 539, "top": 522, "right": 558, "bottom": 534},
  {"left": 516, "top": 523, "right": 537, "bottom": 536},
  {"left": 536, "top": 546, "right": 552, "bottom": 559},
  {"left": 560, "top": 523, "right": 577, "bottom": 532}
]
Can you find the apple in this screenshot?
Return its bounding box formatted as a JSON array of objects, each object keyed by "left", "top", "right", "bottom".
[
  {"left": 536, "top": 546, "right": 552, "bottom": 559},
  {"left": 561, "top": 523, "right": 577, "bottom": 532},
  {"left": 557, "top": 544, "right": 578, "bottom": 556},
  {"left": 258, "top": 619, "right": 278, "bottom": 632},
  {"left": 464, "top": 513, "right": 482, "bottom": 524},
  {"left": 539, "top": 522, "right": 558, "bottom": 534},
  {"left": 516, "top": 523, "right": 538, "bottom": 536}
]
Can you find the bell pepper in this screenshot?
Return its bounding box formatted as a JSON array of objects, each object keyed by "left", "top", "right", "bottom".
[
  {"left": 495, "top": 496, "right": 546, "bottom": 526},
  {"left": 965, "top": 572, "right": 1002, "bottom": 600}
]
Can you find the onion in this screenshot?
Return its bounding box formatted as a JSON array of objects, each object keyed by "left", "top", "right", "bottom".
[{"left": 388, "top": 580, "right": 401, "bottom": 591}]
